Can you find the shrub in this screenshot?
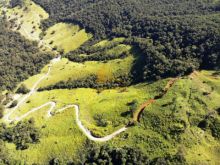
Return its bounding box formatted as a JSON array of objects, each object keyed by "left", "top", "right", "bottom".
[
  {"left": 16, "top": 84, "right": 30, "bottom": 94},
  {"left": 93, "top": 114, "right": 108, "bottom": 127},
  {"left": 9, "top": 100, "right": 18, "bottom": 108}
]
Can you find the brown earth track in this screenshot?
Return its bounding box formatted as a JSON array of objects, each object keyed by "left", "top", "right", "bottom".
[{"left": 132, "top": 78, "right": 179, "bottom": 123}]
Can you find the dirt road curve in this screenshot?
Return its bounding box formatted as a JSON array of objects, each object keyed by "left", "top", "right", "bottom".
[{"left": 3, "top": 59, "right": 127, "bottom": 142}]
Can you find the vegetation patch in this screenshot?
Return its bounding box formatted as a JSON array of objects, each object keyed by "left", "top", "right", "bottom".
[{"left": 42, "top": 23, "right": 92, "bottom": 53}]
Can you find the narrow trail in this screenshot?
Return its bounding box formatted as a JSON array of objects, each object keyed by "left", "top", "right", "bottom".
[
  {"left": 3, "top": 59, "right": 127, "bottom": 142},
  {"left": 133, "top": 99, "right": 155, "bottom": 122},
  {"left": 132, "top": 78, "right": 179, "bottom": 122},
  {"left": 1, "top": 6, "right": 127, "bottom": 142}
]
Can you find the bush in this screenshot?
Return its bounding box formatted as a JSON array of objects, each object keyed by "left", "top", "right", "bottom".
[
  {"left": 9, "top": 100, "right": 18, "bottom": 108},
  {"left": 16, "top": 84, "right": 30, "bottom": 94},
  {"left": 49, "top": 158, "right": 60, "bottom": 165},
  {"left": 93, "top": 114, "right": 108, "bottom": 127}
]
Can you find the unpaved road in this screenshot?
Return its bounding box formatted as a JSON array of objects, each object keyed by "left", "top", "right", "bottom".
[
  {"left": 3, "top": 59, "right": 127, "bottom": 142},
  {"left": 3, "top": 65, "right": 51, "bottom": 123}
]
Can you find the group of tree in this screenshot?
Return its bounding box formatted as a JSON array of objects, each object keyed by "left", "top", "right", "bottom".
[
  {"left": 0, "top": 18, "right": 52, "bottom": 91},
  {"left": 38, "top": 74, "right": 132, "bottom": 91},
  {"left": 33, "top": 0, "right": 219, "bottom": 38},
  {"left": 198, "top": 111, "right": 220, "bottom": 139},
  {"left": 16, "top": 84, "right": 30, "bottom": 94},
  {"left": 84, "top": 145, "right": 150, "bottom": 164},
  {"left": 66, "top": 51, "right": 129, "bottom": 63},
  {"left": 0, "top": 118, "right": 41, "bottom": 150},
  {"left": 49, "top": 144, "right": 186, "bottom": 165}
]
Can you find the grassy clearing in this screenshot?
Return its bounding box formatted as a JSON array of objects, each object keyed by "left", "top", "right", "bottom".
[
  {"left": 94, "top": 37, "right": 125, "bottom": 47},
  {"left": 43, "top": 23, "right": 92, "bottom": 53},
  {"left": 105, "top": 44, "right": 131, "bottom": 55},
  {"left": 6, "top": 0, "right": 48, "bottom": 40},
  {"left": 137, "top": 71, "right": 220, "bottom": 162},
  {"left": 22, "top": 55, "right": 134, "bottom": 89}
]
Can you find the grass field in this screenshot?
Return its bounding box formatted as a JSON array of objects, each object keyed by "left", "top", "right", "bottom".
[
  {"left": 93, "top": 37, "right": 125, "bottom": 47},
  {"left": 42, "top": 23, "right": 92, "bottom": 53},
  {"left": 6, "top": 70, "right": 220, "bottom": 164},
  {"left": 5, "top": 80, "right": 165, "bottom": 164}
]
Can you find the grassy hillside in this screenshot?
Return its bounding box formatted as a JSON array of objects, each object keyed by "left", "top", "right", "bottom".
[
  {"left": 2, "top": 70, "right": 220, "bottom": 164},
  {"left": 23, "top": 56, "right": 133, "bottom": 89},
  {"left": 3, "top": 0, "right": 92, "bottom": 54},
  {"left": 5, "top": 0, "right": 48, "bottom": 40},
  {"left": 0, "top": 0, "right": 219, "bottom": 164},
  {"left": 42, "top": 23, "right": 92, "bottom": 53}
]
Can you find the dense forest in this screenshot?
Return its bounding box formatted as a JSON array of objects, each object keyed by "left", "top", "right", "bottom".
[
  {"left": 33, "top": 0, "right": 220, "bottom": 81},
  {"left": 32, "top": 0, "right": 219, "bottom": 38},
  {"left": 0, "top": 18, "right": 52, "bottom": 91}
]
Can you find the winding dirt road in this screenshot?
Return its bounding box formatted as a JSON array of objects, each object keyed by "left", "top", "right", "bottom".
[
  {"left": 3, "top": 59, "right": 127, "bottom": 142},
  {"left": 3, "top": 59, "right": 178, "bottom": 141},
  {"left": 3, "top": 65, "right": 51, "bottom": 123}
]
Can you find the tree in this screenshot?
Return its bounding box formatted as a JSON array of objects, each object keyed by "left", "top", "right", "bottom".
[{"left": 0, "top": 140, "right": 10, "bottom": 164}]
